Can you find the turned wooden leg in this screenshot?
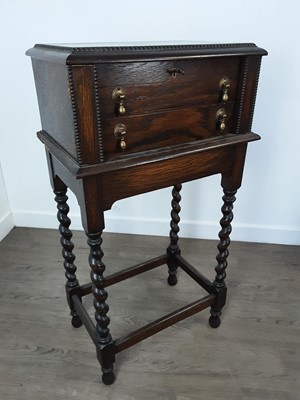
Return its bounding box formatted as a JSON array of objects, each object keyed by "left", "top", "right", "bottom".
[
  {"left": 86, "top": 231, "right": 115, "bottom": 385},
  {"left": 209, "top": 189, "right": 237, "bottom": 328},
  {"left": 167, "top": 183, "right": 182, "bottom": 286},
  {"left": 54, "top": 188, "right": 82, "bottom": 328}
]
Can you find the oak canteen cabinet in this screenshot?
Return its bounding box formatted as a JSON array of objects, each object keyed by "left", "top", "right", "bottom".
[{"left": 26, "top": 41, "right": 267, "bottom": 385}]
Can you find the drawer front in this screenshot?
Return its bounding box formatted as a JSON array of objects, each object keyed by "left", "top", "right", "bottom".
[
  {"left": 102, "top": 103, "right": 235, "bottom": 158},
  {"left": 97, "top": 57, "right": 241, "bottom": 116},
  {"left": 97, "top": 57, "right": 241, "bottom": 159}
]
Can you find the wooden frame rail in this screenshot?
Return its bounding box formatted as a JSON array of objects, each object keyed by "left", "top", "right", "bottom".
[{"left": 70, "top": 254, "right": 216, "bottom": 356}]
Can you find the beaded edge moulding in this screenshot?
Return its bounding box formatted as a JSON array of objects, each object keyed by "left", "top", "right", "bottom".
[
  {"left": 70, "top": 43, "right": 258, "bottom": 53},
  {"left": 38, "top": 42, "right": 258, "bottom": 53}
]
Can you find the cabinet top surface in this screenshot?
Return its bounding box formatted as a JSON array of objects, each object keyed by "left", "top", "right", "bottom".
[{"left": 26, "top": 41, "right": 267, "bottom": 64}]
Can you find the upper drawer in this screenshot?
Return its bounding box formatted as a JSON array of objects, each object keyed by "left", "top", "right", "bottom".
[{"left": 96, "top": 57, "right": 241, "bottom": 116}]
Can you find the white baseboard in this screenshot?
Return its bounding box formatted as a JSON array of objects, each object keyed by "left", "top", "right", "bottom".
[
  {"left": 12, "top": 209, "right": 300, "bottom": 245},
  {"left": 106, "top": 215, "right": 300, "bottom": 245},
  {"left": 0, "top": 211, "right": 14, "bottom": 242},
  {"left": 13, "top": 210, "right": 83, "bottom": 230}
]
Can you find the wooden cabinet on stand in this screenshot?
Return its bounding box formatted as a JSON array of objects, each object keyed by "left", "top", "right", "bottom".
[{"left": 27, "top": 41, "right": 267, "bottom": 384}]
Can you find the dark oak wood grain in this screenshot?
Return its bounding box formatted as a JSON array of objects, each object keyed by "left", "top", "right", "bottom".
[
  {"left": 26, "top": 42, "right": 267, "bottom": 385},
  {"left": 27, "top": 43, "right": 267, "bottom": 165},
  {"left": 101, "top": 103, "right": 236, "bottom": 158},
  {"left": 96, "top": 57, "right": 241, "bottom": 115}
]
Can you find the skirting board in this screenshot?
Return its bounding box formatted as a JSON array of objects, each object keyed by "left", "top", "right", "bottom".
[
  {"left": 12, "top": 210, "right": 300, "bottom": 246},
  {"left": 0, "top": 211, "right": 14, "bottom": 242}
]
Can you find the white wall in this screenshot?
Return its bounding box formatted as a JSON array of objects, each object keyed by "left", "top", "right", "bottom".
[{"left": 1, "top": 0, "right": 300, "bottom": 245}]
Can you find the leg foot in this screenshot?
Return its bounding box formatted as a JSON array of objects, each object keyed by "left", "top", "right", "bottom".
[
  {"left": 71, "top": 315, "right": 82, "bottom": 328},
  {"left": 102, "top": 368, "right": 115, "bottom": 385},
  {"left": 209, "top": 315, "right": 221, "bottom": 329},
  {"left": 167, "top": 274, "right": 178, "bottom": 286}
]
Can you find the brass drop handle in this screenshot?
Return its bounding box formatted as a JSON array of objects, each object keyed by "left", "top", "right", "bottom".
[
  {"left": 114, "top": 123, "right": 127, "bottom": 150},
  {"left": 219, "top": 77, "right": 230, "bottom": 102},
  {"left": 112, "top": 87, "right": 126, "bottom": 116},
  {"left": 216, "top": 108, "right": 227, "bottom": 133}
]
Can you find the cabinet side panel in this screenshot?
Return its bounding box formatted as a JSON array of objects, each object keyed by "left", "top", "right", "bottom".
[
  {"left": 70, "top": 66, "right": 101, "bottom": 165},
  {"left": 31, "top": 59, "right": 78, "bottom": 160}
]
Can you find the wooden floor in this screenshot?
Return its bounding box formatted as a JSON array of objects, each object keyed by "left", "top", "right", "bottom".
[{"left": 0, "top": 227, "right": 299, "bottom": 400}]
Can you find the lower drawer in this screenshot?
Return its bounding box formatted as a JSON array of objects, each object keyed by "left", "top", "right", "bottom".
[{"left": 102, "top": 103, "right": 235, "bottom": 159}]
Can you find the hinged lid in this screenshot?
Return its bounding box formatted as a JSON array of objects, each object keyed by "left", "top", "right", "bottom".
[{"left": 26, "top": 41, "right": 268, "bottom": 64}]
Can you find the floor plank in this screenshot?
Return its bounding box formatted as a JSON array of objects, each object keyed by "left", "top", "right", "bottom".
[{"left": 0, "top": 227, "right": 299, "bottom": 399}]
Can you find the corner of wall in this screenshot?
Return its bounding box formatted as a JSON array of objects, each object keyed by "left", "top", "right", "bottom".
[
  {"left": 0, "top": 211, "right": 14, "bottom": 242},
  {"left": 0, "top": 162, "right": 14, "bottom": 242}
]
